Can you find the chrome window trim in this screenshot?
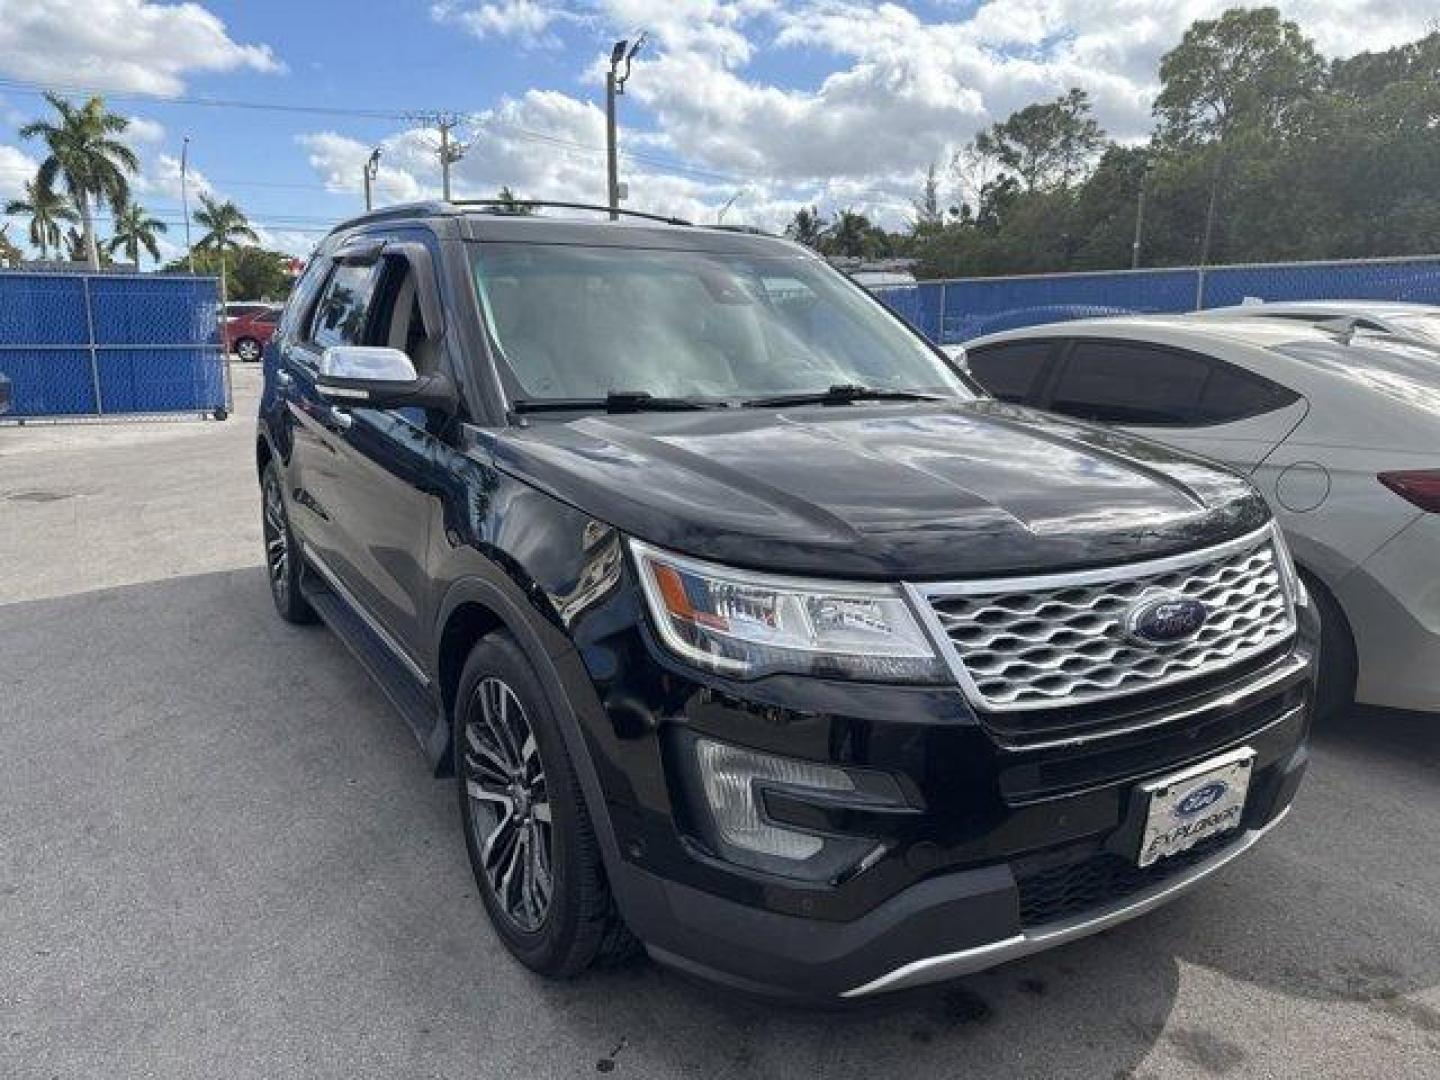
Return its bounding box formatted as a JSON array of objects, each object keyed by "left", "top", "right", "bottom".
[
  {"left": 302, "top": 543, "right": 431, "bottom": 686},
  {"left": 906, "top": 523, "right": 1297, "bottom": 714},
  {"left": 842, "top": 799, "right": 1294, "bottom": 998}
]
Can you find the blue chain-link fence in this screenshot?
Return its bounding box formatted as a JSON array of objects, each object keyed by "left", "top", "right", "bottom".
[
  {"left": 872, "top": 254, "right": 1440, "bottom": 344},
  {"left": 0, "top": 270, "right": 229, "bottom": 420}
]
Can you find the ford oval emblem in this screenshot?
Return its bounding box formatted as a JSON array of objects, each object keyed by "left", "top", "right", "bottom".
[
  {"left": 1175, "top": 780, "right": 1228, "bottom": 819},
  {"left": 1123, "top": 590, "right": 1208, "bottom": 646}
]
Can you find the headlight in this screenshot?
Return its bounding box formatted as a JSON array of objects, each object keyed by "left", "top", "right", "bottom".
[
  {"left": 629, "top": 539, "right": 945, "bottom": 682},
  {"left": 1269, "top": 522, "right": 1309, "bottom": 608}
]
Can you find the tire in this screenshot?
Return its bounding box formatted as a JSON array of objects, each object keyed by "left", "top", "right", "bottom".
[
  {"left": 261, "top": 462, "right": 316, "bottom": 625},
  {"left": 455, "top": 632, "right": 635, "bottom": 976},
  {"left": 1302, "top": 571, "right": 1355, "bottom": 724},
  {"left": 235, "top": 337, "right": 263, "bottom": 363}
]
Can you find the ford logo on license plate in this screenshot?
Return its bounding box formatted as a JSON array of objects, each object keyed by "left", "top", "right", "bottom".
[{"left": 1123, "top": 590, "right": 1208, "bottom": 646}]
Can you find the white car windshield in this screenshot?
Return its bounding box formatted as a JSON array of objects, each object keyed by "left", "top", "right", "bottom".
[{"left": 471, "top": 243, "right": 971, "bottom": 403}]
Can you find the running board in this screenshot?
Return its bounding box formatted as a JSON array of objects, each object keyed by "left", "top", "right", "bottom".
[{"left": 300, "top": 573, "right": 447, "bottom": 767}]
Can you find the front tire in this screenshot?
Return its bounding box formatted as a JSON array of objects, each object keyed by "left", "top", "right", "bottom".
[
  {"left": 235, "top": 337, "right": 262, "bottom": 363},
  {"left": 455, "top": 633, "right": 634, "bottom": 976},
  {"left": 261, "top": 463, "right": 316, "bottom": 625}
]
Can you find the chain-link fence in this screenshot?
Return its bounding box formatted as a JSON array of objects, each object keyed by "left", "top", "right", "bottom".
[
  {"left": 872, "top": 253, "right": 1440, "bottom": 344},
  {"left": 0, "top": 270, "right": 229, "bottom": 421}
]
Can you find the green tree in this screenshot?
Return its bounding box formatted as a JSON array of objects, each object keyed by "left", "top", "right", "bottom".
[
  {"left": 494, "top": 185, "right": 535, "bottom": 214},
  {"left": 193, "top": 194, "right": 259, "bottom": 298},
  {"left": 784, "top": 205, "right": 828, "bottom": 249},
  {"left": 163, "top": 246, "right": 296, "bottom": 302},
  {"left": 4, "top": 179, "right": 78, "bottom": 260},
  {"left": 194, "top": 193, "right": 258, "bottom": 254},
  {"left": 0, "top": 224, "right": 21, "bottom": 267},
  {"left": 106, "top": 201, "right": 167, "bottom": 266},
  {"left": 19, "top": 93, "right": 138, "bottom": 270},
  {"left": 1155, "top": 7, "right": 1325, "bottom": 147},
  {"left": 911, "top": 162, "right": 943, "bottom": 233},
  {"left": 973, "top": 88, "right": 1104, "bottom": 191}
]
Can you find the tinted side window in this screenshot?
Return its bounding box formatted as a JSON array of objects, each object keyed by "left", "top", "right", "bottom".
[
  {"left": 310, "top": 263, "right": 378, "bottom": 349},
  {"left": 1051, "top": 341, "right": 1295, "bottom": 426},
  {"left": 966, "top": 342, "right": 1053, "bottom": 403}
]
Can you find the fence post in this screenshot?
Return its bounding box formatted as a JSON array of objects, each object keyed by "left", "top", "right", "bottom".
[
  {"left": 1194, "top": 266, "right": 1207, "bottom": 311},
  {"left": 938, "top": 281, "right": 947, "bottom": 343},
  {"left": 81, "top": 274, "right": 103, "bottom": 416}
]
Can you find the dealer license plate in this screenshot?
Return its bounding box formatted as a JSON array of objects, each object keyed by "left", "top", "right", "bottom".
[{"left": 1136, "top": 747, "right": 1254, "bottom": 867}]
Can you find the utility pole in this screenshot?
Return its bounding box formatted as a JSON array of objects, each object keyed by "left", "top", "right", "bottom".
[
  {"left": 363, "top": 147, "right": 381, "bottom": 211},
  {"left": 180, "top": 136, "right": 194, "bottom": 273},
  {"left": 412, "top": 112, "right": 465, "bottom": 201},
  {"left": 1130, "top": 159, "right": 1152, "bottom": 270},
  {"left": 606, "top": 33, "right": 646, "bottom": 220}
]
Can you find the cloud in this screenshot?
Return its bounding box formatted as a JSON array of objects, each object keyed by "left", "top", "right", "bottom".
[
  {"left": 302, "top": 0, "right": 1430, "bottom": 232},
  {"left": 0, "top": 144, "right": 38, "bottom": 203},
  {"left": 0, "top": 0, "right": 281, "bottom": 96},
  {"left": 430, "top": 1, "right": 576, "bottom": 47},
  {"left": 125, "top": 116, "right": 166, "bottom": 144},
  {"left": 138, "top": 152, "right": 215, "bottom": 202}
]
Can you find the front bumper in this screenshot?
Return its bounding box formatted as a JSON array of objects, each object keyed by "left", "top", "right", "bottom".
[{"left": 599, "top": 667, "right": 1311, "bottom": 1001}]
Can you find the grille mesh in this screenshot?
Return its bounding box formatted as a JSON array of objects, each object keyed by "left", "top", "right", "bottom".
[{"left": 926, "top": 535, "right": 1294, "bottom": 712}]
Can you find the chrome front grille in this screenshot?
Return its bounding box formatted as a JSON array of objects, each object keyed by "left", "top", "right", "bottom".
[{"left": 920, "top": 528, "right": 1296, "bottom": 713}]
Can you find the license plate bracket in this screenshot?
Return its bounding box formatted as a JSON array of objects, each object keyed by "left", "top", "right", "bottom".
[{"left": 1136, "top": 747, "right": 1254, "bottom": 868}]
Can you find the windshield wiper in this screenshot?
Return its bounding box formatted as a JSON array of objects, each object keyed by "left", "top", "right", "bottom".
[
  {"left": 512, "top": 391, "right": 724, "bottom": 415},
  {"left": 742, "top": 384, "right": 947, "bottom": 408}
]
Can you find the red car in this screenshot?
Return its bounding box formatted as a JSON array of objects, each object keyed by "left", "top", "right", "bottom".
[{"left": 226, "top": 304, "right": 282, "bottom": 362}]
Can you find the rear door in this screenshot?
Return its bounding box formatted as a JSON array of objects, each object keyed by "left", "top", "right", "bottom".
[{"left": 1039, "top": 338, "right": 1306, "bottom": 473}]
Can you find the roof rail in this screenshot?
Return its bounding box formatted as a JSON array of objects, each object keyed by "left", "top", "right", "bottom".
[{"left": 447, "top": 199, "right": 691, "bottom": 226}]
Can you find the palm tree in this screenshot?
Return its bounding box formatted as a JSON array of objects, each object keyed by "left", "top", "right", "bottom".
[
  {"left": 4, "top": 179, "right": 79, "bottom": 260},
  {"left": 194, "top": 194, "right": 258, "bottom": 297},
  {"left": 194, "top": 194, "right": 258, "bottom": 253},
  {"left": 785, "top": 205, "right": 829, "bottom": 249},
  {"left": 19, "top": 93, "right": 138, "bottom": 270},
  {"left": 106, "top": 202, "right": 167, "bottom": 266}
]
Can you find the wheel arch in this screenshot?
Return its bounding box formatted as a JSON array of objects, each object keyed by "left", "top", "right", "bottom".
[{"left": 430, "top": 572, "right": 630, "bottom": 897}]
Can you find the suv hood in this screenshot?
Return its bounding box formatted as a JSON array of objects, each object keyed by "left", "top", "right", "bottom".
[{"left": 485, "top": 401, "right": 1267, "bottom": 579}]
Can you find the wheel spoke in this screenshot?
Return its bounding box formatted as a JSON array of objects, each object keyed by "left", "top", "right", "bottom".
[{"left": 466, "top": 675, "right": 552, "bottom": 932}]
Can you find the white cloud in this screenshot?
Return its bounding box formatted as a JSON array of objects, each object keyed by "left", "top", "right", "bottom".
[
  {"left": 431, "top": 0, "right": 575, "bottom": 47},
  {"left": 125, "top": 116, "right": 166, "bottom": 144},
  {"left": 0, "top": 144, "right": 38, "bottom": 203},
  {"left": 139, "top": 152, "right": 215, "bottom": 202},
  {"left": 301, "top": 0, "right": 1430, "bottom": 232},
  {"left": 0, "top": 0, "right": 281, "bottom": 96}
]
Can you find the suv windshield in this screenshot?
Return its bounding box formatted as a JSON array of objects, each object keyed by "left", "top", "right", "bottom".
[{"left": 471, "top": 243, "right": 971, "bottom": 404}]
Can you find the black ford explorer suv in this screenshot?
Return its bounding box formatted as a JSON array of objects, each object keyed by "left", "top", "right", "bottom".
[{"left": 256, "top": 200, "right": 1316, "bottom": 1001}]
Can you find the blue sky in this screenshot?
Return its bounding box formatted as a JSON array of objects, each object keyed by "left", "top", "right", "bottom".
[{"left": 0, "top": 0, "right": 1428, "bottom": 264}]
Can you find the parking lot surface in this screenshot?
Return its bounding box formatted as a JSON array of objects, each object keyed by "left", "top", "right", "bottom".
[{"left": 3, "top": 366, "right": 1438, "bottom": 1079}]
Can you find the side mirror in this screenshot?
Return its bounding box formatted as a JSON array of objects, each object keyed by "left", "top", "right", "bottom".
[{"left": 316, "top": 346, "right": 459, "bottom": 413}]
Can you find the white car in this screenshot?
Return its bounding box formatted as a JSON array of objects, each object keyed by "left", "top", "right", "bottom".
[
  {"left": 1192, "top": 299, "right": 1440, "bottom": 347},
  {"left": 964, "top": 315, "right": 1440, "bottom": 717}
]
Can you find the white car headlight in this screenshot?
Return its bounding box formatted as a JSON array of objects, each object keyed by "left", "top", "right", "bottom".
[{"left": 629, "top": 539, "right": 945, "bottom": 682}]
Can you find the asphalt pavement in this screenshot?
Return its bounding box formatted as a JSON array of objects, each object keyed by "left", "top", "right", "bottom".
[{"left": 2, "top": 365, "right": 1437, "bottom": 1079}]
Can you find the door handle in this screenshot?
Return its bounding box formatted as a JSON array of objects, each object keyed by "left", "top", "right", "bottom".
[{"left": 275, "top": 369, "right": 294, "bottom": 390}]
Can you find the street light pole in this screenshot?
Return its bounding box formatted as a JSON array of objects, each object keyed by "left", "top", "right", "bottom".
[
  {"left": 180, "top": 136, "right": 194, "bottom": 273},
  {"left": 606, "top": 33, "right": 646, "bottom": 220},
  {"left": 363, "top": 147, "right": 382, "bottom": 211},
  {"left": 1130, "top": 160, "right": 1152, "bottom": 270}
]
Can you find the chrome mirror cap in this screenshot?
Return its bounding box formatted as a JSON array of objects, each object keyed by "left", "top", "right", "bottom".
[{"left": 319, "top": 346, "right": 418, "bottom": 385}]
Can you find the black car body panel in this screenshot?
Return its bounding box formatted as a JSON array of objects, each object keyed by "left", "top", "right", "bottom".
[
  {"left": 256, "top": 203, "right": 1314, "bottom": 1001},
  {"left": 489, "top": 401, "right": 1267, "bottom": 578}
]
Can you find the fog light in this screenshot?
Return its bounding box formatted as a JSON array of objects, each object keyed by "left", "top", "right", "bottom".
[{"left": 694, "top": 737, "right": 853, "bottom": 860}]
